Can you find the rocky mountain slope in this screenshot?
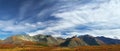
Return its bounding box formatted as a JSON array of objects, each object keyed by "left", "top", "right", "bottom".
[
  {"left": 78, "top": 35, "right": 105, "bottom": 45},
  {"left": 1, "top": 34, "right": 120, "bottom": 47},
  {"left": 61, "top": 35, "right": 120, "bottom": 47},
  {"left": 96, "top": 36, "right": 120, "bottom": 45},
  {"left": 33, "top": 34, "right": 65, "bottom": 46},
  {"left": 2, "top": 34, "right": 65, "bottom": 46},
  {"left": 60, "top": 36, "right": 88, "bottom": 47}
]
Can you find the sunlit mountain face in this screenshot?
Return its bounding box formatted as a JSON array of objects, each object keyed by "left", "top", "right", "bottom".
[{"left": 0, "top": 0, "right": 120, "bottom": 39}]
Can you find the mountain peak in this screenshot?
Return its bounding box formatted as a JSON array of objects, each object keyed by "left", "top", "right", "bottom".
[
  {"left": 79, "top": 34, "right": 94, "bottom": 38},
  {"left": 71, "top": 35, "right": 78, "bottom": 38},
  {"left": 60, "top": 36, "right": 88, "bottom": 47},
  {"left": 1, "top": 34, "right": 120, "bottom": 47},
  {"left": 78, "top": 35, "right": 105, "bottom": 45}
]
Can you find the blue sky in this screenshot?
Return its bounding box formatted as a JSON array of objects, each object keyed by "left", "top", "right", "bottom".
[{"left": 0, "top": 0, "right": 120, "bottom": 39}]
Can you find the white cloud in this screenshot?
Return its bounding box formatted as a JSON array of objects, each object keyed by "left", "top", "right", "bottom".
[
  {"left": 28, "top": 0, "right": 120, "bottom": 39},
  {"left": 81, "top": 29, "right": 120, "bottom": 39},
  {"left": 0, "top": 20, "right": 45, "bottom": 34},
  {"left": 64, "top": 29, "right": 120, "bottom": 39}
]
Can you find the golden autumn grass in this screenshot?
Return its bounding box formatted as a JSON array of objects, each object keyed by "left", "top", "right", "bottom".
[{"left": 0, "top": 44, "right": 120, "bottom": 51}]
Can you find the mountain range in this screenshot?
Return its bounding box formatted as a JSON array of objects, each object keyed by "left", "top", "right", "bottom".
[{"left": 0, "top": 34, "right": 120, "bottom": 47}]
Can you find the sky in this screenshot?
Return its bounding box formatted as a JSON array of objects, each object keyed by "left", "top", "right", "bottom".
[{"left": 0, "top": 0, "right": 120, "bottom": 39}]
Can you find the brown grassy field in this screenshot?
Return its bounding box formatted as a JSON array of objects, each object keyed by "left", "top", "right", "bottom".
[{"left": 0, "top": 44, "right": 120, "bottom": 51}]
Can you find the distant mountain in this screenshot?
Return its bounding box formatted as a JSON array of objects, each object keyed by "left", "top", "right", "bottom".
[
  {"left": 60, "top": 36, "right": 88, "bottom": 47},
  {"left": 96, "top": 36, "right": 120, "bottom": 45},
  {"left": 4, "top": 34, "right": 35, "bottom": 41},
  {"left": 2, "top": 34, "right": 65, "bottom": 46},
  {"left": 78, "top": 35, "right": 105, "bottom": 45},
  {"left": 2, "top": 34, "right": 36, "bottom": 45},
  {"left": 33, "top": 34, "right": 65, "bottom": 46},
  {"left": 1, "top": 34, "right": 120, "bottom": 47},
  {"left": 60, "top": 35, "right": 120, "bottom": 47}
]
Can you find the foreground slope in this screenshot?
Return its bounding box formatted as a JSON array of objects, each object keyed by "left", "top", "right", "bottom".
[{"left": 0, "top": 44, "right": 120, "bottom": 51}]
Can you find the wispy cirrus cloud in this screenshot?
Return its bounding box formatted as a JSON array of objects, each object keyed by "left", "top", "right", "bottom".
[
  {"left": 0, "top": 20, "right": 45, "bottom": 34},
  {"left": 0, "top": 0, "right": 120, "bottom": 39},
  {"left": 28, "top": 0, "right": 120, "bottom": 39}
]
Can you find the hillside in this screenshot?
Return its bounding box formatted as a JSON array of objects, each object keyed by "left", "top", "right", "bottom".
[
  {"left": 79, "top": 35, "right": 105, "bottom": 45},
  {"left": 96, "top": 36, "right": 120, "bottom": 45},
  {"left": 1, "top": 34, "right": 120, "bottom": 47},
  {"left": 60, "top": 36, "right": 88, "bottom": 47}
]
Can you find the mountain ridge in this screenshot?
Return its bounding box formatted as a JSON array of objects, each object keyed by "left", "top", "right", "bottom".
[{"left": 1, "top": 34, "right": 120, "bottom": 47}]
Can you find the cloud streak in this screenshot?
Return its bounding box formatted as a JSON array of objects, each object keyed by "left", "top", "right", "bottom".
[
  {"left": 28, "top": 0, "right": 120, "bottom": 39},
  {"left": 0, "top": 0, "right": 120, "bottom": 39}
]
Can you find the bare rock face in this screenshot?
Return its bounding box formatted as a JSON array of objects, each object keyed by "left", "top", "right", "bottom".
[
  {"left": 2, "top": 34, "right": 65, "bottom": 46},
  {"left": 78, "top": 35, "right": 105, "bottom": 45},
  {"left": 33, "top": 34, "right": 65, "bottom": 46},
  {"left": 2, "top": 34, "right": 120, "bottom": 47},
  {"left": 2, "top": 34, "right": 36, "bottom": 45},
  {"left": 15, "top": 34, "right": 36, "bottom": 41},
  {"left": 96, "top": 36, "right": 120, "bottom": 45},
  {"left": 4, "top": 34, "right": 35, "bottom": 41},
  {"left": 60, "top": 36, "right": 88, "bottom": 47},
  {"left": 56, "top": 37, "right": 65, "bottom": 44}
]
